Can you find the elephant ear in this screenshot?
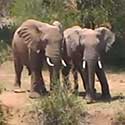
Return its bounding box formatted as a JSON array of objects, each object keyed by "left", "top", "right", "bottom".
[
  {"left": 17, "top": 26, "right": 43, "bottom": 53},
  {"left": 95, "top": 27, "right": 115, "bottom": 52}
]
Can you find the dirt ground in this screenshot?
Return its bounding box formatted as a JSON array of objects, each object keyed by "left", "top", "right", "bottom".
[{"left": 0, "top": 61, "right": 125, "bottom": 125}]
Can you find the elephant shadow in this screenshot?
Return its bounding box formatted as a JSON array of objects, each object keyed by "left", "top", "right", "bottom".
[
  {"left": 78, "top": 91, "right": 102, "bottom": 99},
  {"left": 111, "top": 95, "right": 125, "bottom": 102},
  {"left": 78, "top": 91, "right": 125, "bottom": 103}
]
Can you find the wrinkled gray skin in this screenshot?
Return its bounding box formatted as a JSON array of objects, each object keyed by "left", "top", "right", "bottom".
[
  {"left": 12, "top": 19, "right": 63, "bottom": 98},
  {"left": 62, "top": 26, "right": 115, "bottom": 103},
  {"left": 62, "top": 26, "right": 85, "bottom": 90}
]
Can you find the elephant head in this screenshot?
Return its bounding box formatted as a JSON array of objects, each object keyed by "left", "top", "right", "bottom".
[
  {"left": 78, "top": 27, "right": 115, "bottom": 102},
  {"left": 80, "top": 27, "right": 115, "bottom": 68},
  {"left": 15, "top": 19, "right": 64, "bottom": 92},
  {"left": 17, "top": 19, "right": 63, "bottom": 65}
]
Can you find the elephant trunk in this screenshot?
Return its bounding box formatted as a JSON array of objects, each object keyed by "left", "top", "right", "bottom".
[
  {"left": 86, "top": 60, "right": 96, "bottom": 99},
  {"left": 45, "top": 43, "right": 62, "bottom": 88},
  {"left": 45, "top": 42, "right": 61, "bottom": 59}
]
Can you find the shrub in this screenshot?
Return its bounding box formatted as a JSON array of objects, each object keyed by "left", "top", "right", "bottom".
[
  {"left": 10, "top": 0, "right": 80, "bottom": 27},
  {"left": 0, "top": 23, "right": 16, "bottom": 65},
  {"left": 0, "top": 40, "right": 11, "bottom": 65},
  {"left": 32, "top": 84, "right": 85, "bottom": 125},
  {"left": 0, "top": 104, "right": 5, "bottom": 125},
  {"left": 0, "top": 89, "right": 5, "bottom": 125}
]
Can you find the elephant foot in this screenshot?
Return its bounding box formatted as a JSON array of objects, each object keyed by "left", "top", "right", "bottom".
[
  {"left": 85, "top": 94, "right": 96, "bottom": 104},
  {"left": 29, "top": 92, "right": 41, "bottom": 99},
  {"left": 101, "top": 94, "right": 111, "bottom": 102},
  {"left": 29, "top": 90, "right": 49, "bottom": 99},
  {"left": 31, "top": 82, "right": 48, "bottom": 95},
  {"left": 14, "top": 83, "right": 20, "bottom": 89}
]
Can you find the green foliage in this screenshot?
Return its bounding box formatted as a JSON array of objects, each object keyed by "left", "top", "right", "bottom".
[
  {"left": 32, "top": 85, "right": 85, "bottom": 125},
  {"left": 0, "top": 40, "right": 10, "bottom": 65},
  {"left": 77, "top": 0, "right": 113, "bottom": 25},
  {"left": 10, "top": 0, "right": 80, "bottom": 27},
  {"left": 0, "top": 24, "right": 16, "bottom": 45},
  {"left": 76, "top": 0, "right": 125, "bottom": 30},
  {"left": 0, "top": 24, "right": 16, "bottom": 64},
  {"left": 0, "top": 105, "right": 5, "bottom": 125},
  {"left": 0, "top": 91, "right": 5, "bottom": 125},
  {"left": 9, "top": 0, "right": 125, "bottom": 66},
  {"left": 10, "top": 0, "right": 125, "bottom": 34}
]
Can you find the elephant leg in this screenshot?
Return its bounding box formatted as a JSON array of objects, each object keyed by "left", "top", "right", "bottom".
[
  {"left": 47, "top": 57, "right": 61, "bottom": 91},
  {"left": 29, "top": 51, "right": 47, "bottom": 98},
  {"left": 82, "top": 68, "right": 89, "bottom": 94},
  {"left": 78, "top": 69, "right": 86, "bottom": 91},
  {"left": 62, "top": 65, "right": 71, "bottom": 90},
  {"left": 72, "top": 67, "right": 78, "bottom": 92},
  {"left": 26, "top": 65, "right": 31, "bottom": 75},
  {"left": 30, "top": 69, "right": 48, "bottom": 98},
  {"left": 14, "top": 57, "right": 23, "bottom": 88},
  {"left": 96, "top": 65, "right": 111, "bottom": 100},
  {"left": 52, "top": 66, "right": 60, "bottom": 89},
  {"left": 48, "top": 66, "right": 53, "bottom": 91},
  {"left": 30, "top": 70, "right": 47, "bottom": 98}
]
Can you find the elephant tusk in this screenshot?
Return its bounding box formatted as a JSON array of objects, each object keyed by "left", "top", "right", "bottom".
[
  {"left": 82, "top": 60, "right": 86, "bottom": 69},
  {"left": 61, "top": 59, "right": 67, "bottom": 67},
  {"left": 46, "top": 57, "right": 54, "bottom": 67},
  {"left": 98, "top": 60, "right": 102, "bottom": 69},
  {"left": 36, "top": 49, "right": 40, "bottom": 54}
]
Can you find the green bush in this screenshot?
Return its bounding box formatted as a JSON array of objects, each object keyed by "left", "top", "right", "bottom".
[
  {"left": 0, "top": 90, "right": 5, "bottom": 125},
  {"left": 0, "top": 24, "right": 16, "bottom": 64},
  {"left": 0, "top": 105, "right": 5, "bottom": 125},
  {"left": 10, "top": 0, "right": 80, "bottom": 27},
  {"left": 0, "top": 40, "right": 11, "bottom": 65},
  {"left": 32, "top": 84, "right": 85, "bottom": 125}
]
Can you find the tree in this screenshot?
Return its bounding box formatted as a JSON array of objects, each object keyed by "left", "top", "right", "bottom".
[
  {"left": 10, "top": 0, "right": 79, "bottom": 27},
  {"left": 10, "top": 0, "right": 125, "bottom": 66},
  {"left": 0, "top": 0, "right": 12, "bottom": 17}
]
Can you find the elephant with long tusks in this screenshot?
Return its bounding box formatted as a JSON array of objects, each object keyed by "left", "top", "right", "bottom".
[
  {"left": 12, "top": 19, "right": 64, "bottom": 98},
  {"left": 62, "top": 26, "right": 115, "bottom": 103}
]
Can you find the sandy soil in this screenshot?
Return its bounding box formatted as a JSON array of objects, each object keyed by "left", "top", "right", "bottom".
[{"left": 0, "top": 61, "right": 125, "bottom": 125}]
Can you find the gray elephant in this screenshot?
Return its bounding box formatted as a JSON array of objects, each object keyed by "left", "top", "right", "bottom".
[
  {"left": 61, "top": 26, "right": 85, "bottom": 91},
  {"left": 62, "top": 26, "right": 115, "bottom": 103},
  {"left": 12, "top": 19, "right": 63, "bottom": 98}
]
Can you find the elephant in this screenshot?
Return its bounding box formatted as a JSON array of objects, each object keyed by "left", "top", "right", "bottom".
[
  {"left": 62, "top": 26, "right": 115, "bottom": 103},
  {"left": 12, "top": 19, "right": 63, "bottom": 98},
  {"left": 61, "top": 26, "right": 85, "bottom": 91}
]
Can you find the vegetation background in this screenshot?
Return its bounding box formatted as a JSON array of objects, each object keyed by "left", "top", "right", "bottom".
[
  {"left": 0, "top": 1, "right": 125, "bottom": 124},
  {"left": 0, "top": 0, "right": 125, "bottom": 67}
]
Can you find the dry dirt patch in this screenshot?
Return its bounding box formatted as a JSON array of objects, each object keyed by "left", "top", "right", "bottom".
[{"left": 0, "top": 61, "right": 125, "bottom": 125}]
